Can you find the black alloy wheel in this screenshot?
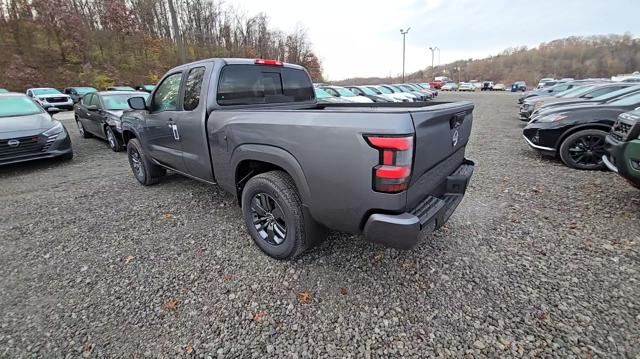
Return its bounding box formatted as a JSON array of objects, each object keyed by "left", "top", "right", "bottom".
[
  {"left": 250, "top": 193, "right": 288, "bottom": 246},
  {"left": 559, "top": 129, "right": 608, "bottom": 170}
]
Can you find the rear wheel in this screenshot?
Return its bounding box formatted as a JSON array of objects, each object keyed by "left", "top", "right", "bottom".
[
  {"left": 241, "top": 171, "right": 325, "bottom": 260},
  {"left": 559, "top": 129, "right": 608, "bottom": 170},
  {"left": 126, "top": 138, "right": 165, "bottom": 185},
  {"left": 76, "top": 118, "right": 91, "bottom": 138}
]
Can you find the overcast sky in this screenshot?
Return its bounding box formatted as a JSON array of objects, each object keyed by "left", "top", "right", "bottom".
[{"left": 235, "top": 0, "right": 640, "bottom": 80}]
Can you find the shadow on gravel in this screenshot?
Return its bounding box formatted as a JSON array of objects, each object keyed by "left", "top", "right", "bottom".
[{"left": 0, "top": 156, "right": 73, "bottom": 177}]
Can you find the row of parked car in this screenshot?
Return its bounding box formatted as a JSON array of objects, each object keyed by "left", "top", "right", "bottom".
[
  {"left": 519, "top": 79, "right": 640, "bottom": 189},
  {"left": 313, "top": 83, "right": 438, "bottom": 104}
]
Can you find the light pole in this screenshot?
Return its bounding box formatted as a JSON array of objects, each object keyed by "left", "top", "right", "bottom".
[
  {"left": 429, "top": 46, "right": 439, "bottom": 78},
  {"left": 437, "top": 47, "right": 441, "bottom": 67},
  {"left": 400, "top": 27, "right": 410, "bottom": 82}
]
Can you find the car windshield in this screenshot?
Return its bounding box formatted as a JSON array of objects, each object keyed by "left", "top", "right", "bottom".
[
  {"left": 596, "top": 86, "right": 640, "bottom": 101},
  {"left": 32, "top": 88, "right": 61, "bottom": 95},
  {"left": 314, "top": 88, "right": 332, "bottom": 98},
  {"left": 608, "top": 92, "right": 640, "bottom": 106},
  {"left": 357, "top": 87, "right": 376, "bottom": 96},
  {"left": 375, "top": 86, "right": 391, "bottom": 94},
  {"left": 557, "top": 86, "right": 594, "bottom": 98},
  {"left": 143, "top": 85, "right": 155, "bottom": 91},
  {"left": 0, "top": 89, "right": 8, "bottom": 93},
  {"left": 367, "top": 86, "right": 382, "bottom": 94},
  {"left": 75, "top": 87, "right": 97, "bottom": 95},
  {"left": 399, "top": 85, "right": 414, "bottom": 91},
  {"left": 390, "top": 85, "right": 405, "bottom": 92},
  {"left": 102, "top": 93, "right": 149, "bottom": 110},
  {"left": 381, "top": 86, "right": 396, "bottom": 93},
  {"left": 0, "top": 96, "right": 43, "bottom": 117},
  {"left": 111, "top": 86, "right": 136, "bottom": 91},
  {"left": 334, "top": 87, "right": 355, "bottom": 97}
]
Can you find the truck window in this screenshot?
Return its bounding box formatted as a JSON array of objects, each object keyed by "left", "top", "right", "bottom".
[
  {"left": 183, "top": 67, "right": 205, "bottom": 111},
  {"left": 217, "top": 65, "right": 314, "bottom": 106},
  {"left": 151, "top": 72, "right": 182, "bottom": 112}
]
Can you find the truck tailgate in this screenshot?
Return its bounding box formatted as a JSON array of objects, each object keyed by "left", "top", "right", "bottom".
[{"left": 407, "top": 102, "right": 474, "bottom": 209}]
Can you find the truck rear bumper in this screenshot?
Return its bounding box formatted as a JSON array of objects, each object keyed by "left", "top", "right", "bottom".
[{"left": 363, "top": 159, "right": 474, "bottom": 249}]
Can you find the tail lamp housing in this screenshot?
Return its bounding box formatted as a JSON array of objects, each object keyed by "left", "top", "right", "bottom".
[{"left": 365, "top": 135, "right": 414, "bottom": 193}]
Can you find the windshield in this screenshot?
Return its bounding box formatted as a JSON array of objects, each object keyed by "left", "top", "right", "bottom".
[
  {"left": 314, "top": 88, "right": 332, "bottom": 98},
  {"left": 367, "top": 86, "right": 382, "bottom": 94},
  {"left": 32, "top": 88, "right": 61, "bottom": 96},
  {"left": 0, "top": 89, "right": 8, "bottom": 93},
  {"left": 557, "top": 86, "right": 593, "bottom": 98},
  {"left": 75, "top": 87, "right": 97, "bottom": 95},
  {"left": 0, "top": 96, "right": 43, "bottom": 117},
  {"left": 334, "top": 87, "right": 356, "bottom": 97},
  {"left": 390, "top": 85, "right": 405, "bottom": 93},
  {"left": 111, "top": 86, "right": 136, "bottom": 91},
  {"left": 143, "top": 85, "right": 155, "bottom": 91},
  {"left": 358, "top": 87, "right": 376, "bottom": 96},
  {"left": 596, "top": 86, "right": 640, "bottom": 101},
  {"left": 376, "top": 86, "right": 392, "bottom": 94},
  {"left": 608, "top": 92, "right": 640, "bottom": 106},
  {"left": 399, "top": 85, "right": 414, "bottom": 91},
  {"left": 102, "top": 93, "right": 149, "bottom": 110}
]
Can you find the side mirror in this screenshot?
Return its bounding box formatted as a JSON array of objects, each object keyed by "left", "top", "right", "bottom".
[
  {"left": 46, "top": 107, "right": 61, "bottom": 114},
  {"left": 128, "top": 96, "right": 147, "bottom": 110},
  {"left": 86, "top": 105, "right": 98, "bottom": 111}
]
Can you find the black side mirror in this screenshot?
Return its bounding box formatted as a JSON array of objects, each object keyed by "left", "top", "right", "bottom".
[{"left": 128, "top": 96, "right": 147, "bottom": 110}]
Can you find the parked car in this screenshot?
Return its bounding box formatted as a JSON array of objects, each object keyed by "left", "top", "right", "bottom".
[
  {"left": 64, "top": 86, "right": 98, "bottom": 103},
  {"left": 106, "top": 86, "right": 136, "bottom": 91},
  {"left": 469, "top": 80, "right": 481, "bottom": 90},
  {"left": 368, "top": 85, "right": 411, "bottom": 102},
  {"left": 481, "top": 81, "right": 494, "bottom": 91},
  {"left": 458, "top": 83, "right": 476, "bottom": 92},
  {"left": 511, "top": 81, "right": 527, "bottom": 92},
  {"left": 405, "top": 84, "right": 434, "bottom": 99},
  {"left": 379, "top": 85, "right": 418, "bottom": 101},
  {"left": 0, "top": 88, "right": 8, "bottom": 93},
  {"left": 320, "top": 85, "right": 373, "bottom": 103},
  {"left": 74, "top": 91, "right": 149, "bottom": 151},
  {"left": 603, "top": 110, "right": 640, "bottom": 188},
  {"left": 536, "top": 78, "right": 556, "bottom": 89},
  {"left": 314, "top": 87, "right": 352, "bottom": 104},
  {"left": 518, "top": 80, "right": 576, "bottom": 104},
  {"left": 530, "top": 85, "right": 640, "bottom": 121},
  {"left": 0, "top": 92, "right": 73, "bottom": 165},
  {"left": 121, "top": 58, "right": 475, "bottom": 259},
  {"left": 429, "top": 81, "right": 445, "bottom": 89},
  {"left": 135, "top": 85, "right": 156, "bottom": 93},
  {"left": 417, "top": 83, "right": 438, "bottom": 97},
  {"left": 26, "top": 87, "right": 74, "bottom": 110},
  {"left": 345, "top": 86, "right": 391, "bottom": 102},
  {"left": 519, "top": 83, "right": 631, "bottom": 120},
  {"left": 441, "top": 83, "right": 458, "bottom": 91},
  {"left": 522, "top": 90, "right": 640, "bottom": 170},
  {"left": 394, "top": 84, "right": 429, "bottom": 101}
]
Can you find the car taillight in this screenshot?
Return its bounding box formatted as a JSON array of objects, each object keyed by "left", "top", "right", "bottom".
[{"left": 365, "top": 135, "right": 414, "bottom": 193}]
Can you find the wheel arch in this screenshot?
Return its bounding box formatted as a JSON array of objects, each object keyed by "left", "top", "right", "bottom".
[
  {"left": 122, "top": 128, "right": 137, "bottom": 145},
  {"left": 554, "top": 122, "right": 612, "bottom": 150},
  {"left": 231, "top": 144, "right": 311, "bottom": 207}
]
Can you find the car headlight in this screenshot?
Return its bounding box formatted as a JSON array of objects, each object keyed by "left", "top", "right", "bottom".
[
  {"left": 537, "top": 113, "right": 568, "bottom": 123},
  {"left": 37, "top": 97, "right": 47, "bottom": 102},
  {"left": 43, "top": 121, "right": 64, "bottom": 136}
]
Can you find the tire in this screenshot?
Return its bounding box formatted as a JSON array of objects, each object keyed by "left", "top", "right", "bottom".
[
  {"left": 559, "top": 129, "right": 608, "bottom": 170},
  {"left": 126, "top": 138, "right": 165, "bottom": 185},
  {"left": 241, "top": 171, "right": 325, "bottom": 260},
  {"left": 76, "top": 118, "right": 91, "bottom": 138},
  {"left": 105, "top": 126, "right": 124, "bottom": 152}
]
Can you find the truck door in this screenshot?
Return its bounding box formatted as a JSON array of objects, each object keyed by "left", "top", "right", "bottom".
[{"left": 145, "top": 72, "right": 186, "bottom": 171}]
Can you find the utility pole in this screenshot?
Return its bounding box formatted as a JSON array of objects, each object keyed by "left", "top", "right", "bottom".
[{"left": 400, "top": 28, "right": 410, "bottom": 82}]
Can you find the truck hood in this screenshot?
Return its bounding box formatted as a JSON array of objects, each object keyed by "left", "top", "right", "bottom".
[{"left": 0, "top": 113, "right": 56, "bottom": 138}]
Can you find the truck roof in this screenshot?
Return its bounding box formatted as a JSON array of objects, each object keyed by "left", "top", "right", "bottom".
[{"left": 167, "top": 58, "right": 306, "bottom": 73}]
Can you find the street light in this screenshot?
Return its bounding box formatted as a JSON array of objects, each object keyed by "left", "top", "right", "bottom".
[
  {"left": 400, "top": 27, "right": 410, "bottom": 82},
  {"left": 429, "top": 46, "right": 439, "bottom": 78}
]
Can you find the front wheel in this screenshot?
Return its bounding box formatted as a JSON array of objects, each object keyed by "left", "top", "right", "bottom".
[
  {"left": 559, "top": 129, "right": 608, "bottom": 170},
  {"left": 126, "top": 138, "right": 165, "bottom": 185},
  {"left": 105, "top": 126, "right": 124, "bottom": 152},
  {"left": 241, "top": 171, "right": 325, "bottom": 260}
]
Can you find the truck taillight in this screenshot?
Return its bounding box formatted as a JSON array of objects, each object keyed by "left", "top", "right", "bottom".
[
  {"left": 255, "top": 59, "right": 283, "bottom": 66},
  {"left": 365, "top": 135, "right": 414, "bottom": 193}
]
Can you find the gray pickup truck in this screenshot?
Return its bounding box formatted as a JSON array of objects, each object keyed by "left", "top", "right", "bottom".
[{"left": 122, "top": 58, "right": 475, "bottom": 259}]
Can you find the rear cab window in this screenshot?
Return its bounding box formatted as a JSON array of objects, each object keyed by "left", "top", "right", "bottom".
[{"left": 216, "top": 65, "right": 314, "bottom": 106}]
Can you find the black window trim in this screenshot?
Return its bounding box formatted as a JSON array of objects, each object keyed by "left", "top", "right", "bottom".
[{"left": 183, "top": 66, "right": 206, "bottom": 112}]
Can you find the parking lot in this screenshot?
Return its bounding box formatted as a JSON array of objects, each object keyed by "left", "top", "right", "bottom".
[{"left": 1, "top": 92, "right": 638, "bottom": 357}]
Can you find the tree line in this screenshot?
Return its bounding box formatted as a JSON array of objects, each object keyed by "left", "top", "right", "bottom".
[
  {"left": 335, "top": 34, "right": 640, "bottom": 87},
  {"left": 0, "top": 0, "right": 324, "bottom": 91}
]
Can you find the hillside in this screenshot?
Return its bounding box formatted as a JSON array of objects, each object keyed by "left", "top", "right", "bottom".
[
  {"left": 334, "top": 34, "right": 640, "bottom": 86},
  {"left": 0, "top": 0, "right": 323, "bottom": 91}
]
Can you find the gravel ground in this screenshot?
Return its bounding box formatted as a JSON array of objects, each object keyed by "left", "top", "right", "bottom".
[{"left": 1, "top": 93, "right": 639, "bottom": 358}]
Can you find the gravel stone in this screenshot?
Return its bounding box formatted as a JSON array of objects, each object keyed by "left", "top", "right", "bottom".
[{"left": 0, "top": 93, "right": 639, "bottom": 358}]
